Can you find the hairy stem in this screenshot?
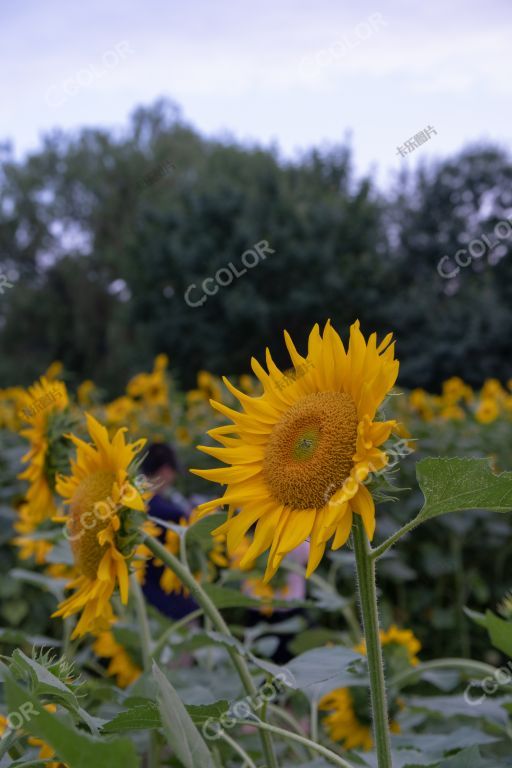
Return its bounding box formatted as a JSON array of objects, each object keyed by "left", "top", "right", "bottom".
[{"left": 353, "top": 516, "right": 392, "bottom": 768}]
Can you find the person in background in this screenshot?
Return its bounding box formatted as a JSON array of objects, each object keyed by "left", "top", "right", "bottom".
[{"left": 141, "top": 443, "right": 198, "bottom": 620}]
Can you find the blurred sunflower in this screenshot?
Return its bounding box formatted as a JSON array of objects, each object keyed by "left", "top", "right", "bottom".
[
  {"left": 192, "top": 320, "right": 399, "bottom": 581},
  {"left": 52, "top": 415, "right": 146, "bottom": 638},
  {"left": 127, "top": 354, "right": 169, "bottom": 408},
  {"left": 439, "top": 405, "right": 465, "bottom": 421},
  {"left": 321, "top": 625, "right": 419, "bottom": 750},
  {"left": 77, "top": 379, "right": 97, "bottom": 407},
  {"left": 105, "top": 395, "right": 136, "bottom": 425},
  {"left": 355, "top": 624, "right": 421, "bottom": 666},
  {"left": 93, "top": 629, "right": 142, "bottom": 688},
  {"left": 475, "top": 397, "right": 500, "bottom": 424},
  {"left": 12, "top": 503, "right": 54, "bottom": 564},
  {"left": 18, "top": 377, "right": 69, "bottom": 522},
  {"left": 244, "top": 577, "right": 289, "bottom": 617},
  {"left": 320, "top": 687, "right": 376, "bottom": 751}
]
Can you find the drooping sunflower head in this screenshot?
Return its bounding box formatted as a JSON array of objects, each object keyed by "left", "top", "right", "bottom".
[
  {"left": 192, "top": 320, "right": 399, "bottom": 581},
  {"left": 320, "top": 685, "right": 401, "bottom": 752},
  {"left": 18, "top": 377, "right": 70, "bottom": 523},
  {"left": 52, "top": 414, "right": 146, "bottom": 638}
]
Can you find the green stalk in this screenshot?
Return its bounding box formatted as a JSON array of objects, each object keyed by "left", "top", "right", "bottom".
[
  {"left": 310, "top": 696, "right": 319, "bottom": 743},
  {"left": 130, "top": 574, "right": 158, "bottom": 768},
  {"left": 220, "top": 731, "right": 258, "bottom": 768},
  {"left": 352, "top": 516, "right": 392, "bottom": 768},
  {"left": 370, "top": 516, "right": 422, "bottom": 560},
  {"left": 152, "top": 607, "right": 203, "bottom": 659},
  {"left": 130, "top": 574, "right": 153, "bottom": 670},
  {"left": 143, "top": 533, "right": 278, "bottom": 768},
  {"left": 391, "top": 658, "right": 512, "bottom": 690},
  {"left": 238, "top": 719, "right": 356, "bottom": 768}
]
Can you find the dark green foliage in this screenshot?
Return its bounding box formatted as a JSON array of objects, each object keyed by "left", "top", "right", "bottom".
[{"left": 1, "top": 99, "right": 511, "bottom": 391}]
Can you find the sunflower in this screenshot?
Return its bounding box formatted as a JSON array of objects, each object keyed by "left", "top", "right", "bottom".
[
  {"left": 127, "top": 355, "right": 169, "bottom": 408},
  {"left": 18, "top": 377, "right": 69, "bottom": 522},
  {"left": 52, "top": 414, "right": 146, "bottom": 638},
  {"left": 77, "top": 379, "right": 97, "bottom": 407},
  {"left": 320, "top": 687, "right": 374, "bottom": 751},
  {"left": 105, "top": 395, "right": 136, "bottom": 425},
  {"left": 192, "top": 320, "right": 399, "bottom": 581},
  {"left": 475, "top": 397, "right": 500, "bottom": 424},
  {"left": 439, "top": 405, "right": 465, "bottom": 421},
  {"left": 159, "top": 527, "right": 188, "bottom": 595},
  {"left": 244, "top": 577, "right": 290, "bottom": 617},
  {"left": 355, "top": 624, "right": 421, "bottom": 667},
  {"left": 12, "top": 503, "right": 54, "bottom": 565},
  {"left": 320, "top": 625, "right": 418, "bottom": 750},
  {"left": 93, "top": 629, "right": 142, "bottom": 688}
]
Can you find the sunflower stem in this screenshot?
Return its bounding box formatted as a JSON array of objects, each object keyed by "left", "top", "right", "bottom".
[
  {"left": 130, "top": 574, "right": 153, "bottom": 671},
  {"left": 370, "top": 515, "right": 423, "bottom": 560},
  {"left": 152, "top": 607, "right": 203, "bottom": 659},
  {"left": 353, "top": 516, "right": 392, "bottom": 768},
  {"left": 220, "top": 730, "right": 258, "bottom": 768},
  {"left": 237, "top": 719, "right": 356, "bottom": 768},
  {"left": 143, "top": 533, "right": 279, "bottom": 768},
  {"left": 130, "top": 574, "right": 158, "bottom": 768}
]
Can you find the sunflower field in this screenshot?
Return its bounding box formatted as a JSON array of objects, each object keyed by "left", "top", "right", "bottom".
[{"left": 1, "top": 321, "right": 512, "bottom": 768}]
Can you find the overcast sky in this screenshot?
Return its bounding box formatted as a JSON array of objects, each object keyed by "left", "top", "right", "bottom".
[{"left": 1, "top": 0, "right": 511, "bottom": 185}]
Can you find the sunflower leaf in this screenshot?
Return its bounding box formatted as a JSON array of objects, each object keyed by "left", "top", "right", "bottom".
[
  {"left": 467, "top": 609, "right": 512, "bottom": 657},
  {"left": 2, "top": 667, "right": 138, "bottom": 768},
  {"left": 153, "top": 661, "right": 215, "bottom": 768},
  {"left": 416, "top": 457, "right": 512, "bottom": 523}
]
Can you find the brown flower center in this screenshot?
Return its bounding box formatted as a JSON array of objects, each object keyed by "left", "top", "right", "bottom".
[
  {"left": 69, "top": 471, "right": 116, "bottom": 579},
  {"left": 263, "top": 392, "right": 358, "bottom": 509}
]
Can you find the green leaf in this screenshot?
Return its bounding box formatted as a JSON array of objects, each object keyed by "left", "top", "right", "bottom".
[
  {"left": 470, "top": 610, "right": 512, "bottom": 657},
  {"left": 153, "top": 662, "right": 215, "bottom": 768},
  {"left": 288, "top": 628, "right": 342, "bottom": 656},
  {"left": 10, "top": 650, "right": 103, "bottom": 734},
  {"left": 11, "top": 649, "right": 80, "bottom": 707},
  {"left": 3, "top": 670, "right": 139, "bottom": 768},
  {"left": 391, "top": 727, "right": 499, "bottom": 756},
  {"left": 416, "top": 458, "right": 512, "bottom": 523},
  {"left": 102, "top": 699, "right": 229, "bottom": 734},
  {"left": 202, "top": 583, "right": 305, "bottom": 610},
  {"left": 186, "top": 512, "right": 226, "bottom": 548},
  {"left": 407, "top": 693, "right": 510, "bottom": 724},
  {"left": 102, "top": 702, "right": 161, "bottom": 733},
  {"left": 282, "top": 646, "right": 364, "bottom": 691},
  {"left": 10, "top": 568, "right": 66, "bottom": 600},
  {"left": 438, "top": 746, "right": 487, "bottom": 767},
  {"left": 186, "top": 701, "right": 230, "bottom": 725}
]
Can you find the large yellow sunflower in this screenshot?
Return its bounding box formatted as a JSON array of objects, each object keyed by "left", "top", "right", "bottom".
[
  {"left": 191, "top": 320, "right": 399, "bottom": 581},
  {"left": 52, "top": 414, "right": 146, "bottom": 638}
]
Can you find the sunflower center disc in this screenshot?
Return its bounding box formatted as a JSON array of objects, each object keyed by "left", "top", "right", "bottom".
[
  {"left": 263, "top": 391, "right": 358, "bottom": 509},
  {"left": 69, "top": 471, "right": 116, "bottom": 579}
]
